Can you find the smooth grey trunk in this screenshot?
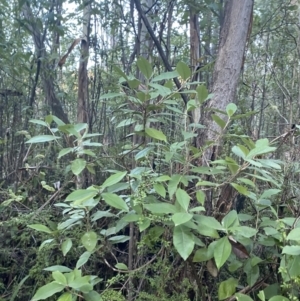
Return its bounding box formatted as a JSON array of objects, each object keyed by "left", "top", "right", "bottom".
[{"left": 199, "top": 0, "right": 253, "bottom": 215}]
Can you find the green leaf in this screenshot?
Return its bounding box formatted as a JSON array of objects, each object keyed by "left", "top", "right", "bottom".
[
  {"left": 44, "top": 266, "right": 72, "bottom": 273},
  {"left": 58, "top": 148, "right": 73, "bottom": 159},
  {"left": 29, "top": 119, "right": 49, "bottom": 127},
  {"left": 76, "top": 251, "right": 92, "bottom": 269},
  {"left": 83, "top": 290, "right": 103, "bottom": 301},
  {"left": 81, "top": 231, "right": 97, "bottom": 252},
  {"left": 257, "top": 291, "right": 265, "bottom": 301},
  {"left": 232, "top": 146, "right": 246, "bottom": 159},
  {"left": 57, "top": 292, "right": 73, "bottom": 301},
  {"left": 154, "top": 183, "right": 166, "bottom": 198},
  {"left": 235, "top": 293, "right": 254, "bottom": 301},
  {"left": 71, "top": 158, "right": 86, "bottom": 175},
  {"left": 214, "top": 237, "right": 232, "bottom": 269},
  {"left": 115, "top": 263, "right": 128, "bottom": 270},
  {"left": 102, "top": 171, "right": 127, "bottom": 189},
  {"left": 172, "top": 213, "right": 193, "bottom": 226},
  {"left": 226, "top": 103, "right": 237, "bottom": 117},
  {"left": 173, "top": 226, "right": 195, "bottom": 260},
  {"left": 196, "top": 85, "right": 208, "bottom": 103},
  {"left": 149, "top": 83, "right": 171, "bottom": 97},
  {"left": 176, "top": 61, "right": 191, "bottom": 81},
  {"left": 100, "top": 92, "right": 124, "bottom": 100},
  {"left": 91, "top": 210, "right": 115, "bottom": 221},
  {"left": 193, "top": 248, "right": 213, "bottom": 262},
  {"left": 28, "top": 224, "right": 53, "bottom": 234},
  {"left": 231, "top": 183, "right": 248, "bottom": 196},
  {"left": 117, "top": 118, "right": 135, "bottom": 128},
  {"left": 137, "top": 57, "right": 152, "bottom": 79},
  {"left": 235, "top": 226, "right": 257, "bottom": 238},
  {"left": 66, "top": 189, "right": 97, "bottom": 202},
  {"left": 222, "top": 210, "right": 239, "bottom": 229},
  {"left": 218, "top": 278, "right": 238, "bottom": 300},
  {"left": 152, "top": 70, "right": 179, "bottom": 82},
  {"left": 26, "top": 135, "right": 60, "bottom": 144},
  {"left": 287, "top": 228, "right": 300, "bottom": 240},
  {"left": 102, "top": 193, "right": 129, "bottom": 211},
  {"left": 175, "top": 188, "right": 190, "bottom": 211},
  {"left": 260, "top": 189, "right": 281, "bottom": 199},
  {"left": 144, "top": 203, "right": 178, "bottom": 214},
  {"left": 145, "top": 128, "right": 167, "bottom": 142},
  {"left": 52, "top": 271, "right": 67, "bottom": 285},
  {"left": 61, "top": 238, "right": 72, "bottom": 256},
  {"left": 196, "top": 190, "right": 205, "bottom": 205},
  {"left": 282, "top": 245, "right": 300, "bottom": 255},
  {"left": 269, "top": 297, "right": 289, "bottom": 301},
  {"left": 212, "top": 114, "right": 226, "bottom": 129},
  {"left": 31, "top": 282, "right": 65, "bottom": 301}
]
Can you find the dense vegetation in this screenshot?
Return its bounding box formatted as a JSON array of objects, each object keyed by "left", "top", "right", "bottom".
[{"left": 1, "top": 0, "right": 300, "bottom": 300}]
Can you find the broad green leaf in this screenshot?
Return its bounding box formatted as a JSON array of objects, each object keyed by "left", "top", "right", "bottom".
[
  {"left": 149, "top": 83, "right": 171, "bottom": 97},
  {"left": 196, "top": 180, "right": 218, "bottom": 187},
  {"left": 152, "top": 71, "right": 179, "bottom": 82},
  {"left": 196, "top": 85, "right": 208, "bottom": 103},
  {"left": 193, "top": 248, "right": 213, "bottom": 262},
  {"left": 52, "top": 271, "right": 67, "bottom": 285},
  {"left": 58, "top": 148, "right": 73, "bottom": 158},
  {"left": 175, "top": 188, "right": 190, "bottom": 211},
  {"left": 71, "top": 158, "right": 86, "bottom": 175},
  {"left": 108, "top": 235, "right": 130, "bottom": 244},
  {"left": 83, "top": 290, "right": 103, "bottom": 301},
  {"left": 100, "top": 92, "right": 124, "bottom": 100},
  {"left": 145, "top": 128, "right": 167, "bottom": 142},
  {"left": 211, "top": 114, "right": 226, "bottom": 129},
  {"left": 226, "top": 103, "right": 237, "bottom": 117},
  {"left": 235, "top": 293, "right": 254, "bottom": 301},
  {"left": 144, "top": 203, "right": 178, "bottom": 214},
  {"left": 113, "top": 65, "right": 128, "bottom": 80},
  {"left": 173, "top": 226, "right": 195, "bottom": 260},
  {"left": 91, "top": 210, "right": 115, "bottom": 221},
  {"left": 102, "top": 193, "right": 129, "bottom": 211},
  {"left": 29, "top": 119, "right": 48, "bottom": 127},
  {"left": 137, "top": 57, "right": 152, "bottom": 79},
  {"left": 246, "top": 139, "right": 276, "bottom": 159},
  {"left": 222, "top": 210, "right": 239, "bottom": 229},
  {"left": 218, "top": 278, "right": 238, "bottom": 300},
  {"left": 26, "top": 135, "right": 59, "bottom": 144},
  {"left": 81, "top": 231, "right": 97, "bottom": 252},
  {"left": 139, "top": 218, "right": 151, "bottom": 232},
  {"left": 115, "top": 263, "right": 128, "bottom": 270},
  {"left": 257, "top": 291, "right": 265, "bottom": 301},
  {"left": 66, "top": 189, "right": 97, "bottom": 202},
  {"left": 44, "top": 266, "right": 72, "bottom": 273},
  {"left": 172, "top": 213, "right": 193, "bottom": 226},
  {"left": 168, "top": 174, "right": 181, "bottom": 199},
  {"left": 135, "top": 146, "right": 153, "bottom": 160},
  {"left": 176, "top": 61, "right": 191, "bottom": 80},
  {"left": 232, "top": 146, "right": 246, "bottom": 159},
  {"left": 102, "top": 171, "right": 127, "bottom": 189},
  {"left": 287, "top": 228, "right": 300, "bottom": 240},
  {"left": 214, "top": 237, "right": 232, "bottom": 269},
  {"left": 154, "top": 183, "right": 166, "bottom": 198},
  {"left": 121, "top": 213, "right": 140, "bottom": 222},
  {"left": 57, "top": 292, "right": 73, "bottom": 301},
  {"left": 61, "top": 238, "right": 72, "bottom": 256},
  {"left": 235, "top": 226, "right": 257, "bottom": 238},
  {"left": 269, "top": 297, "right": 289, "bottom": 301},
  {"left": 282, "top": 245, "right": 300, "bottom": 255},
  {"left": 196, "top": 190, "right": 205, "bottom": 205},
  {"left": 76, "top": 251, "right": 92, "bottom": 269},
  {"left": 28, "top": 224, "right": 52, "bottom": 234},
  {"left": 231, "top": 183, "right": 248, "bottom": 195},
  {"left": 31, "top": 281, "right": 65, "bottom": 301},
  {"left": 260, "top": 189, "right": 281, "bottom": 199}
]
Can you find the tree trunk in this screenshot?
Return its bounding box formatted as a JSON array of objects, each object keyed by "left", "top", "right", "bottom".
[
  {"left": 22, "top": 3, "right": 69, "bottom": 124},
  {"left": 198, "top": 0, "right": 253, "bottom": 214}
]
